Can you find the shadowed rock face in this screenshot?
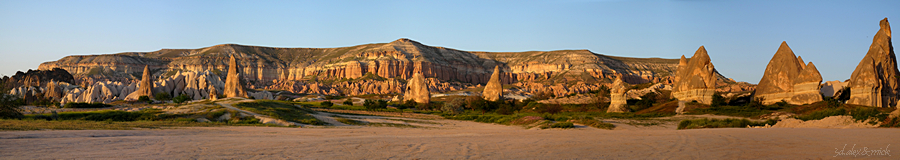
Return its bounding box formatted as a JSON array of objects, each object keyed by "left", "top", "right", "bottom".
[
  {"left": 672, "top": 46, "right": 717, "bottom": 104},
  {"left": 607, "top": 76, "right": 629, "bottom": 113},
  {"left": 483, "top": 66, "right": 502, "bottom": 101},
  {"left": 224, "top": 56, "right": 248, "bottom": 98},
  {"left": 754, "top": 42, "right": 823, "bottom": 105},
  {"left": 403, "top": 72, "right": 430, "bottom": 104},
  {"left": 848, "top": 18, "right": 898, "bottom": 108}
]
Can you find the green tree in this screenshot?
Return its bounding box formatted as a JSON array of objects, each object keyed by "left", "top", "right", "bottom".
[
  {"left": 441, "top": 98, "right": 466, "bottom": 115},
  {"left": 138, "top": 96, "right": 151, "bottom": 103},
  {"left": 363, "top": 99, "right": 388, "bottom": 110},
  {"left": 155, "top": 92, "right": 172, "bottom": 101},
  {"left": 321, "top": 101, "right": 334, "bottom": 107},
  {"left": 343, "top": 99, "right": 353, "bottom": 106},
  {"left": 0, "top": 93, "right": 24, "bottom": 119},
  {"left": 173, "top": 95, "right": 191, "bottom": 103}
]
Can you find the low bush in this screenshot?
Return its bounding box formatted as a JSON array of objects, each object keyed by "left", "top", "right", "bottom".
[
  {"left": 677, "top": 118, "right": 775, "bottom": 129},
  {"left": 320, "top": 101, "right": 334, "bottom": 107},
  {"left": 573, "top": 117, "right": 615, "bottom": 130},
  {"left": 173, "top": 95, "right": 191, "bottom": 103},
  {"left": 689, "top": 105, "right": 770, "bottom": 118},
  {"left": 550, "top": 122, "right": 575, "bottom": 128},
  {"left": 234, "top": 100, "right": 322, "bottom": 125},
  {"left": 155, "top": 93, "right": 172, "bottom": 101},
  {"left": 63, "top": 102, "right": 111, "bottom": 108},
  {"left": 334, "top": 117, "right": 365, "bottom": 125},
  {"left": 795, "top": 108, "right": 846, "bottom": 121}
]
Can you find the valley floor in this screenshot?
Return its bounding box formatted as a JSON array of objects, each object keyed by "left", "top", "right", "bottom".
[{"left": 1, "top": 118, "right": 897, "bottom": 159}]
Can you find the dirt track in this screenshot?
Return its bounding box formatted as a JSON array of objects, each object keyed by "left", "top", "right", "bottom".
[{"left": 1, "top": 118, "right": 897, "bottom": 159}]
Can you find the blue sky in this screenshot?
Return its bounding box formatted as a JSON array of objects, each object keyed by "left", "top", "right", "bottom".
[{"left": 1, "top": 0, "right": 897, "bottom": 84}]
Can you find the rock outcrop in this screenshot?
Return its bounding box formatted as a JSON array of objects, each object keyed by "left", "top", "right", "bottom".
[
  {"left": 223, "top": 56, "right": 248, "bottom": 98},
  {"left": 43, "top": 80, "right": 63, "bottom": 101},
  {"left": 672, "top": 46, "right": 717, "bottom": 105},
  {"left": 607, "top": 76, "right": 630, "bottom": 113},
  {"left": 2, "top": 68, "right": 74, "bottom": 90},
  {"left": 754, "top": 42, "right": 823, "bottom": 105},
  {"left": 848, "top": 18, "right": 899, "bottom": 108},
  {"left": 821, "top": 80, "right": 849, "bottom": 98},
  {"left": 208, "top": 84, "right": 218, "bottom": 101},
  {"left": 483, "top": 66, "right": 503, "bottom": 101},
  {"left": 37, "top": 39, "right": 742, "bottom": 97},
  {"left": 403, "top": 72, "right": 430, "bottom": 104},
  {"left": 125, "top": 66, "right": 153, "bottom": 100}
]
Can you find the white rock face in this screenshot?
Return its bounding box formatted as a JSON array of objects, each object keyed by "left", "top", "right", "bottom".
[
  {"left": 820, "top": 80, "right": 848, "bottom": 98},
  {"left": 57, "top": 70, "right": 273, "bottom": 104}
]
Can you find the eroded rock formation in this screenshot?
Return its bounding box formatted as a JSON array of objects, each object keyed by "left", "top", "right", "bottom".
[
  {"left": 672, "top": 46, "right": 717, "bottom": 105},
  {"left": 754, "top": 42, "right": 823, "bottom": 105},
  {"left": 403, "top": 72, "right": 430, "bottom": 104},
  {"left": 36, "top": 39, "right": 741, "bottom": 97},
  {"left": 224, "top": 56, "right": 248, "bottom": 98},
  {"left": 848, "top": 18, "right": 899, "bottom": 108},
  {"left": 125, "top": 66, "right": 153, "bottom": 100},
  {"left": 607, "top": 76, "right": 629, "bottom": 113},
  {"left": 483, "top": 66, "right": 503, "bottom": 101}
]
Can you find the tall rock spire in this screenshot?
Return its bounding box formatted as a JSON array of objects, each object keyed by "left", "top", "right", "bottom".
[
  {"left": 403, "top": 72, "right": 430, "bottom": 104},
  {"left": 672, "top": 46, "right": 717, "bottom": 105},
  {"left": 754, "top": 42, "right": 823, "bottom": 105},
  {"left": 224, "top": 56, "right": 248, "bottom": 98},
  {"left": 482, "top": 66, "right": 503, "bottom": 101},
  {"left": 607, "top": 75, "right": 630, "bottom": 113},
  {"left": 848, "top": 18, "right": 898, "bottom": 107},
  {"left": 125, "top": 65, "right": 154, "bottom": 101}
]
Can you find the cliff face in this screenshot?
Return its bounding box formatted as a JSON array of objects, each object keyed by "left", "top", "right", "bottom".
[{"left": 38, "top": 38, "right": 734, "bottom": 96}]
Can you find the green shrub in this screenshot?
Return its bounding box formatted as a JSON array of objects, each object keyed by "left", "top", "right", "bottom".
[
  {"left": 63, "top": 102, "right": 111, "bottom": 108},
  {"left": 173, "top": 95, "right": 191, "bottom": 103},
  {"left": 363, "top": 99, "right": 388, "bottom": 110},
  {"left": 678, "top": 118, "right": 774, "bottom": 129},
  {"left": 234, "top": 100, "right": 322, "bottom": 125},
  {"left": 154, "top": 92, "right": 172, "bottom": 101},
  {"left": 795, "top": 108, "right": 846, "bottom": 121},
  {"left": 573, "top": 117, "right": 615, "bottom": 130},
  {"left": 441, "top": 98, "right": 465, "bottom": 115},
  {"left": 689, "top": 105, "right": 770, "bottom": 118},
  {"left": 550, "top": 122, "right": 575, "bottom": 128},
  {"left": 343, "top": 99, "right": 353, "bottom": 105},
  {"left": 320, "top": 101, "right": 334, "bottom": 107},
  {"left": 0, "top": 93, "right": 24, "bottom": 119},
  {"left": 334, "top": 117, "right": 365, "bottom": 125},
  {"left": 138, "top": 96, "right": 151, "bottom": 103},
  {"left": 849, "top": 107, "right": 888, "bottom": 124}
]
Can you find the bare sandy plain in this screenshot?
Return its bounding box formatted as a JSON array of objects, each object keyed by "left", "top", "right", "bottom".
[{"left": 2, "top": 115, "right": 898, "bottom": 159}]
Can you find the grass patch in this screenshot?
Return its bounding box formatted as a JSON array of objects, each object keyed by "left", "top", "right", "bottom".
[
  {"left": 334, "top": 117, "right": 366, "bottom": 125},
  {"left": 367, "top": 122, "right": 419, "bottom": 128},
  {"left": 549, "top": 122, "right": 575, "bottom": 128},
  {"left": 0, "top": 119, "right": 234, "bottom": 131},
  {"left": 794, "top": 107, "right": 888, "bottom": 125},
  {"left": 677, "top": 118, "right": 777, "bottom": 130},
  {"left": 688, "top": 105, "right": 771, "bottom": 118},
  {"left": 388, "top": 118, "right": 440, "bottom": 125},
  {"left": 234, "top": 100, "right": 323, "bottom": 125},
  {"left": 572, "top": 117, "right": 616, "bottom": 130}
]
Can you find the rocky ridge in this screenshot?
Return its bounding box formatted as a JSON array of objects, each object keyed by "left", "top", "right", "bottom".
[{"left": 38, "top": 39, "right": 736, "bottom": 96}]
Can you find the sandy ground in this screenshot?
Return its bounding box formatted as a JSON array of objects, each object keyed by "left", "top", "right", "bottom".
[{"left": 2, "top": 117, "right": 898, "bottom": 159}]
